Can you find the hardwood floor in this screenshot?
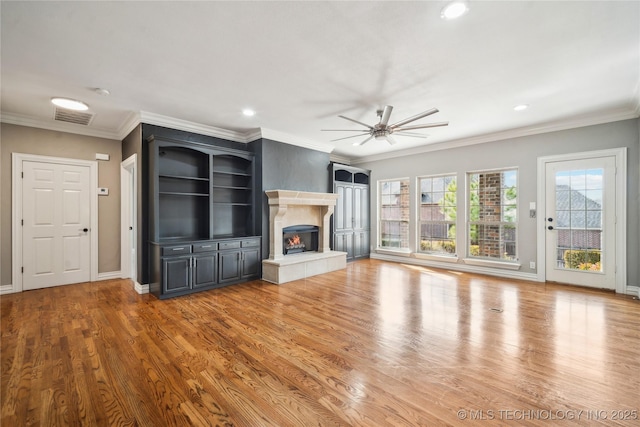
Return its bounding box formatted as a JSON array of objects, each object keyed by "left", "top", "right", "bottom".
[{"left": 2, "top": 259, "right": 639, "bottom": 426}]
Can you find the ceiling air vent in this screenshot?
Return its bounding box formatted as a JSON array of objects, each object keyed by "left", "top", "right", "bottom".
[{"left": 53, "top": 107, "right": 94, "bottom": 126}]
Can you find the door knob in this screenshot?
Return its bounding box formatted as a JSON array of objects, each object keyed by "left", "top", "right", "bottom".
[
  {"left": 547, "top": 218, "right": 553, "bottom": 222},
  {"left": 548, "top": 226, "right": 554, "bottom": 230},
  {"left": 80, "top": 228, "right": 89, "bottom": 232}
]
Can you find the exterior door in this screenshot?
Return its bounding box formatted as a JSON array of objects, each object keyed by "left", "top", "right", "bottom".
[
  {"left": 23, "top": 161, "right": 91, "bottom": 290},
  {"left": 544, "top": 156, "right": 616, "bottom": 289}
]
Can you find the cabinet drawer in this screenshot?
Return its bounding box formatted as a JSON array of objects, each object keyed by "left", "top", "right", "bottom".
[
  {"left": 241, "top": 238, "right": 260, "bottom": 248},
  {"left": 218, "top": 240, "right": 241, "bottom": 250},
  {"left": 161, "top": 245, "right": 192, "bottom": 256},
  {"left": 193, "top": 242, "right": 217, "bottom": 252}
]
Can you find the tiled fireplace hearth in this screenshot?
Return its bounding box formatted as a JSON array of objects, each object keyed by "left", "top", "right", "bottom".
[{"left": 262, "top": 190, "right": 347, "bottom": 284}]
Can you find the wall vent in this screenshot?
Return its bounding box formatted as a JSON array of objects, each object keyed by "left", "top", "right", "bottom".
[{"left": 53, "top": 108, "right": 94, "bottom": 126}]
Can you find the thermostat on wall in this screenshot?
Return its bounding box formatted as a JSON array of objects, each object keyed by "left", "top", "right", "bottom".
[{"left": 98, "top": 187, "right": 109, "bottom": 196}]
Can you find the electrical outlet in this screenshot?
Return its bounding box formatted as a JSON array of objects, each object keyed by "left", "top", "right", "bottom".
[{"left": 530, "top": 261, "right": 536, "bottom": 269}]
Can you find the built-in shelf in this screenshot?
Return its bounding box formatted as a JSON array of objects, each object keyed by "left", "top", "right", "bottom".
[
  {"left": 159, "top": 174, "right": 210, "bottom": 181},
  {"left": 211, "top": 185, "right": 250, "bottom": 190},
  {"left": 159, "top": 192, "right": 209, "bottom": 197}
]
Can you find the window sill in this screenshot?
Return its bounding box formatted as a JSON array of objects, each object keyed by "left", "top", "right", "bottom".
[
  {"left": 413, "top": 253, "right": 459, "bottom": 263},
  {"left": 462, "top": 258, "right": 521, "bottom": 270},
  {"left": 376, "top": 248, "right": 411, "bottom": 257}
]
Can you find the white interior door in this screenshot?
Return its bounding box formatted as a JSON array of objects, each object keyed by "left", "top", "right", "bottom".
[
  {"left": 23, "top": 160, "right": 91, "bottom": 290},
  {"left": 544, "top": 156, "right": 616, "bottom": 289}
]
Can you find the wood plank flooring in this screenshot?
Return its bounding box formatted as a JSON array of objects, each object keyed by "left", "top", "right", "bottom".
[{"left": 2, "top": 259, "right": 639, "bottom": 426}]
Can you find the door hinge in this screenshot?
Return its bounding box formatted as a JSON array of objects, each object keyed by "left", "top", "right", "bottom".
[
  {"left": 21, "top": 172, "right": 24, "bottom": 178},
  {"left": 21, "top": 219, "right": 23, "bottom": 226},
  {"left": 21, "top": 267, "right": 24, "bottom": 273}
]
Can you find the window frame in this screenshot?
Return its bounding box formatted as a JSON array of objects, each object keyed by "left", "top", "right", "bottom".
[
  {"left": 378, "top": 177, "right": 410, "bottom": 252},
  {"left": 416, "top": 173, "right": 458, "bottom": 257},
  {"left": 466, "top": 167, "right": 519, "bottom": 263}
]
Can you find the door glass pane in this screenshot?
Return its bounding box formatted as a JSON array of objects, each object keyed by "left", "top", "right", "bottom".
[{"left": 555, "top": 169, "right": 603, "bottom": 272}]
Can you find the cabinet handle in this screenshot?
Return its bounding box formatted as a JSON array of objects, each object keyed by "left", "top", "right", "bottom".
[
  {"left": 172, "top": 247, "right": 185, "bottom": 251},
  {"left": 200, "top": 245, "right": 212, "bottom": 248}
]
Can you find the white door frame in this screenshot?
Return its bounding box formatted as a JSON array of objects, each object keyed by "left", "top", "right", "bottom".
[
  {"left": 536, "top": 148, "right": 627, "bottom": 294},
  {"left": 12, "top": 153, "right": 99, "bottom": 293},
  {"left": 120, "top": 154, "right": 137, "bottom": 282}
]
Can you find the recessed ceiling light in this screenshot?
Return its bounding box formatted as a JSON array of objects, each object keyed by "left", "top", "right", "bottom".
[
  {"left": 441, "top": 1, "right": 469, "bottom": 20},
  {"left": 51, "top": 97, "right": 89, "bottom": 111},
  {"left": 242, "top": 108, "right": 255, "bottom": 117},
  {"left": 514, "top": 104, "right": 529, "bottom": 111}
]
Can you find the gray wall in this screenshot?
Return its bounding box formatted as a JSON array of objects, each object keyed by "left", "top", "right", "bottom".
[
  {"left": 356, "top": 118, "right": 640, "bottom": 287},
  {"left": 252, "top": 138, "right": 331, "bottom": 258},
  {"left": 1, "top": 123, "right": 122, "bottom": 286}
]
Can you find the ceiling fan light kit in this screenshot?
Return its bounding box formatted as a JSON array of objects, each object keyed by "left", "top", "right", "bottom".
[{"left": 323, "top": 105, "right": 449, "bottom": 147}]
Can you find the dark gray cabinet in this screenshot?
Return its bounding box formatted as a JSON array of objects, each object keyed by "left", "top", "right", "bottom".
[
  {"left": 331, "top": 164, "right": 370, "bottom": 261},
  {"left": 218, "top": 238, "right": 261, "bottom": 283},
  {"left": 148, "top": 134, "right": 261, "bottom": 299}
]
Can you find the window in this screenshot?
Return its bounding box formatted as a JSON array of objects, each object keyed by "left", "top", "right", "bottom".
[
  {"left": 418, "top": 175, "right": 457, "bottom": 255},
  {"left": 379, "top": 179, "right": 409, "bottom": 249},
  {"left": 468, "top": 169, "right": 517, "bottom": 261}
]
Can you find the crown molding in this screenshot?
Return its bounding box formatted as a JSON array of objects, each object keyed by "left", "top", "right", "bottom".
[
  {"left": 139, "top": 111, "right": 251, "bottom": 143},
  {"left": 0, "top": 112, "right": 121, "bottom": 141},
  {"left": 117, "top": 111, "right": 142, "bottom": 140},
  {"left": 329, "top": 153, "right": 351, "bottom": 165},
  {"left": 258, "top": 128, "right": 334, "bottom": 153},
  {"left": 350, "top": 106, "right": 639, "bottom": 165}
]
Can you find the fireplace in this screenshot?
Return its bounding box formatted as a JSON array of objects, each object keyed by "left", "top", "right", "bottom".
[
  {"left": 262, "top": 190, "right": 347, "bottom": 284},
  {"left": 283, "top": 225, "right": 319, "bottom": 255}
]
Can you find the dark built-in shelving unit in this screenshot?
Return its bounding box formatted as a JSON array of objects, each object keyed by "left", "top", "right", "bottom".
[{"left": 148, "top": 136, "right": 260, "bottom": 299}]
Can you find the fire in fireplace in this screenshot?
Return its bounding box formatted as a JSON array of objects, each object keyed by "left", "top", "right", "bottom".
[{"left": 283, "top": 225, "right": 319, "bottom": 255}]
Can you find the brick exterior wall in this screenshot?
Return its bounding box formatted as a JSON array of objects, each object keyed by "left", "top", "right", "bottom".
[{"left": 477, "top": 172, "right": 502, "bottom": 258}]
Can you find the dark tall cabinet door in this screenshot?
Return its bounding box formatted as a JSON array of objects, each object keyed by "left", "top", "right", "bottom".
[{"left": 331, "top": 164, "right": 370, "bottom": 261}]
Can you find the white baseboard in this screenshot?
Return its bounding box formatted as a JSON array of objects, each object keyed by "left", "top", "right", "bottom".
[
  {"left": 626, "top": 286, "right": 640, "bottom": 298},
  {"left": 97, "top": 271, "right": 122, "bottom": 281},
  {"left": 134, "top": 281, "right": 149, "bottom": 294},
  {"left": 371, "top": 253, "right": 540, "bottom": 282},
  {"left": 0, "top": 284, "right": 14, "bottom": 295}
]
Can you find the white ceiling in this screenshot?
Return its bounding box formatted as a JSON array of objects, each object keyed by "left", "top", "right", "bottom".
[{"left": 2, "top": 1, "right": 639, "bottom": 162}]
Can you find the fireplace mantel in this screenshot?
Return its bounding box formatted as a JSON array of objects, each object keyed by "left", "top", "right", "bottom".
[
  {"left": 265, "top": 190, "right": 338, "bottom": 260},
  {"left": 263, "top": 190, "right": 346, "bottom": 284}
]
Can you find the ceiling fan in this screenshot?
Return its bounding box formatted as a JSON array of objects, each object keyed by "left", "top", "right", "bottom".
[{"left": 322, "top": 105, "right": 448, "bottom": 146}]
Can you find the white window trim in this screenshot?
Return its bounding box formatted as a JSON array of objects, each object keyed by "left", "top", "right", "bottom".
[
  {"left": 466, "top": 167, "right": 519, "bottom": 262},
  {"left": 416, "top": 173, "right": 458, "bottom": 257},
  {"left": 377, "top": 177, "right": 410, "bottom": 251}
]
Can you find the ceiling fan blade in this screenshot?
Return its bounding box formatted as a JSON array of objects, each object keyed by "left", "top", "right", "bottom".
[
  {"left": 393, "top": 132, "right": 430, "bottom": 138},
  {"left": 379, "top": 105, "right": 393, "bottom": 126},
  {"left": 353, "top": 135, "right": 374, "bottom": 146},
  {"left": 394, "top": 121, "right": 449, "bottom": 131},
  {"left": 338, "top": 115, "right": 374, "bottom": 129},
  {"left": 390, "top": 108, "right": 439, "bottom": 129},
  {"left": 385, "top": 135, "right": 398, "bottom": 146},
  {"left": 321, "top": 129, "right": 371, "bottom": 132},
  {"left": 331, "top": 133, "right": 373, "bottom": 142}
]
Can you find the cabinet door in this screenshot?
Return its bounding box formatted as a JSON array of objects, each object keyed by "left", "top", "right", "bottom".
[
  {"left": 354, "top": 231, "right": 370, "bottom": 259},
  {"left": 353, "top": 185, "right": 369, "bottom": 230},
  {"left": 335, "top": 233, "right": 354, "bottom": 260},
  {"left": 162, "top": 256, "right": 191, "bottom": 294},
  {"left": 334, "top": 184, "right": 353, "bottom": 232},
  {"left": 193, "top": 253, "right": 217, "bottom": 288},
  {"left": 241, "top": 248, "right": 260, "bottom": 279},
  {"left": 218, "top": 250, "right": 241, "bottom": 283}
]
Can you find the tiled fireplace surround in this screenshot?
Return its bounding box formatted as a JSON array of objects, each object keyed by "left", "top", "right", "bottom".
[{"left": 262, "top": 190, "right": 347, "bottom": 284}]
